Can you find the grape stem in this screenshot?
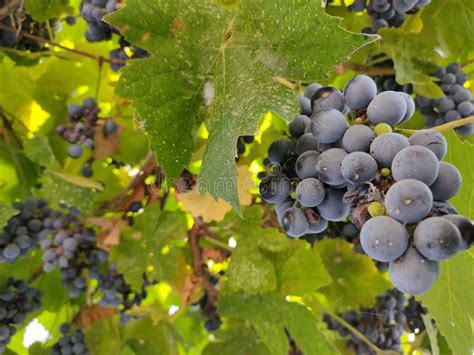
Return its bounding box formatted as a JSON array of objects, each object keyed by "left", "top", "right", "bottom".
[
  {"left": 321, "top": 307, "right": 387, "bottom": 355},
  {"left": 188, "top": 217, "right": 219, "bottom": 305},
  {"left": 0, "top": 0, "right": 22, "bottom": 21},
  {"left": 0, "top": 24, "right": 127, "bottom": 65},
  {"left": 396, "top": 116, "right": 474, "bottom": 135},
  {"left": 337, "top": 63, "right": 395, "bottom": 76},
  {"left": 94, "top": 151, "right": 157, "bottom": 215},
  {"left": 202, "top": 235, "right": 232, "bottom": 251}
]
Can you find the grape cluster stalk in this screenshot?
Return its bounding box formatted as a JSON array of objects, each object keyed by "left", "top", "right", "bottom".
[{"left": 259, "top": 74, "right": 473, "bottom": 295}]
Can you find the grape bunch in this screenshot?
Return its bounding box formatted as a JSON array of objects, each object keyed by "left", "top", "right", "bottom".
[
  {"left": 56, "top": 97, "right": 118, "bottom": 176},
  {"left": 415, "top": 63, "right": 474, "bottom": 136},
  {"left": 0, "top": 278, "right": 42, "bottom": 353},
  {"left": 0, "top": 198, "right": 53, "bottom": 263},
  {"left": 80, "top": 0, "right": 118, "bottom": 42},
  {"left": 260, "top": 74, "right": 473, "bottom": 295},
  {"left": 39, "top": 203, "right": 109, "bottom": 298},
  {"left": 0, "top": 7, "right": 54, "bottom": 52},
  {"left": 403, "top": 297, "right": 428, "bottom": 333},
  {"left": 346, "top": 0, "right": 431, "bottom": 34},
  {"left": 96, "top": 268, "right": 155, "bottom": 323},
  {"left": 51, "top": 323, "right": 88, "bottom": 355},
  {"left": 324, "top": 289, "right": 425, "bottom": 354}
]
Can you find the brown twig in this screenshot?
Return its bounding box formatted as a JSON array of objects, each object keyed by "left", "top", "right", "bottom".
[
  {"left": 0, "top": 24, "right": 127, "bottom": 65},
  {"left": 0, "top": 0, "right": 21, "bottom": 21},
  {"left": 188, "top": 217, "right": 219, "bottom": 305},
  {"left": 337, "top": 62, "right": 396, "bottom": 76},
  {"left": 27, "top": 266, "right": 45, "bottom": 284},
  {"left": 94, "top": 151, "right": 157, "bottom": 215}
]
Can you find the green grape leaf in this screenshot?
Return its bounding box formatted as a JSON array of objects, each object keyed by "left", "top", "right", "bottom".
[
  {"left": 219, "top": 292, "right": 338, "bottom": 355},
  {"left": 423, "top": 0, "right": 474, "bottom": 58},
  {"left": 85, "top": 317, "right": 179, "bottom": 354},
  {"left": 31, "top": 270, "right": 69, "bottom": 312},
  {"left": 380, "top": 28, "right": 444, "bottom": 98},
  {"left": 24, "top": 0, "right": 74, "bottom": 22},
  {"left": 226, "top": 245, "right": 277, "bottom": 294},
  {"left": 110, "top": 204, "right": 188, "bottom": 289},
  {"left": 277, "top": 244, "right": 333, "bottom": 296},
  {"left": 23, "top": 135, "right": 56, "bottom": 167},
  {"left": 314, "top": 239, "right": 391, "bottom": 311},
  {"left": 106, "top": 0, "right": 372, "bottom": 211},
  {"left": 443, "top": 131, "right": 474, "bottom": 219},
  {"left": 217, "top": 206, "right": 332, "bottom": 295},
  {"left": 203, "top": 325, "right": 271, "bottom": 355},
  {"left": 418, "top": 251, "right": 474, "bottom": 355},
  {"left": 40, "top": 171, "right": 96, "bottom": 214}
]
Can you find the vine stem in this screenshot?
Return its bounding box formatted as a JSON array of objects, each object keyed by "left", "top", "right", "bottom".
[
  {"left": 93, "top": 151, "right": 157, "bottom": 215},
  {"left": 0, "top": 24, "right": 127, "bottom": 65},
  {"left": 273, "top": 76, "right": 298, "bottom": 91},
  {"left": 396, "top": 116, "right": 474, "bottom": 135},
  {"left": 322, "top": 307, "right": 386, "bottom": 355},
  {"left": 0, "top": 0, "right": 22, "bottom": 21},
  {"left": 188, "top": 218, "right": 218, "bottom": 305},
  {"left": 202, "top": 235, "right": 232, "bottom": 251},
  {"left": 337, "top": 62, "right": 395, "bottom": 76}
]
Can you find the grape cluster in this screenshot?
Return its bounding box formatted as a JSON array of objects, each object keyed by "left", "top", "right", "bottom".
[
  {"left": 56, "top": 97, "right": 118, "bottom": 176},
  {"left": 0, "top": 278, "right": 42, "bottom": 353},
  {"left": 324, "top": 289, "right": 409, "bottom": 354},
  {"left": 96, "top": 268, "right": 155, "bottom": 323},
  {"left": 0, "top": 9, "right": 53, "bottom": 52},
  {"left": 38, "top": 203, "right": 109, "bottom": 298},
  {"left": 415, "top": 63, "right": 474, "bottom": 136},
  {"left": 51, "top": 323, "right": 88, "bottom": 355},
  {"left": 80, "top": 0, "right": 118, "bottom": 42},
  {"left": 347, "top": 0, "right": 431, "bottom": 34},
  {"left": 0, "top": 198, "right": 52, "bottom": 263},
  {"left": 403, "top": 297, "right": 428, "bottom": 333},
  {"left": 260, "top": 74, "right": 473, "bottom": 295}
]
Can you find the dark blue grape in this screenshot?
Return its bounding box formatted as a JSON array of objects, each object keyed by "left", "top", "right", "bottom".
[
  {"left": 414, "top": 217, "right": 462, "bottom": 261},
  {"left": 389, "top": 247, "right": 439, "bottom": 295}
]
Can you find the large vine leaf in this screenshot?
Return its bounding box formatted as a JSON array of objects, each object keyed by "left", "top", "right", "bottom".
[
  {"left": 314, "top": 239, "right": 391, "bottom": 311},
  {"left": 418, "top": 251, "right": 474, "bottom": 355},
  {"left": 415, "top": 132, "right": 474, "bottom": 355},
  {"left": 423, "top": 0, "right": 474, "bottom": 58},
  {"left": 443, "top": 131, "right": 474, "bottom": 218},
  {"left": 216, "top": 206, "right": 332, "bottom": 295},
  {"left": 106, "top": 0, "right": 372, "bottom": 211},
  {"left": 219, "top": 292, "right": 338, "bottom": 355},
  {"left": 110, "top": 204, "right": 188, "bottom": 289},
  {"left": 203, "top": 325, "right": 271, "bottom": 355}
]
